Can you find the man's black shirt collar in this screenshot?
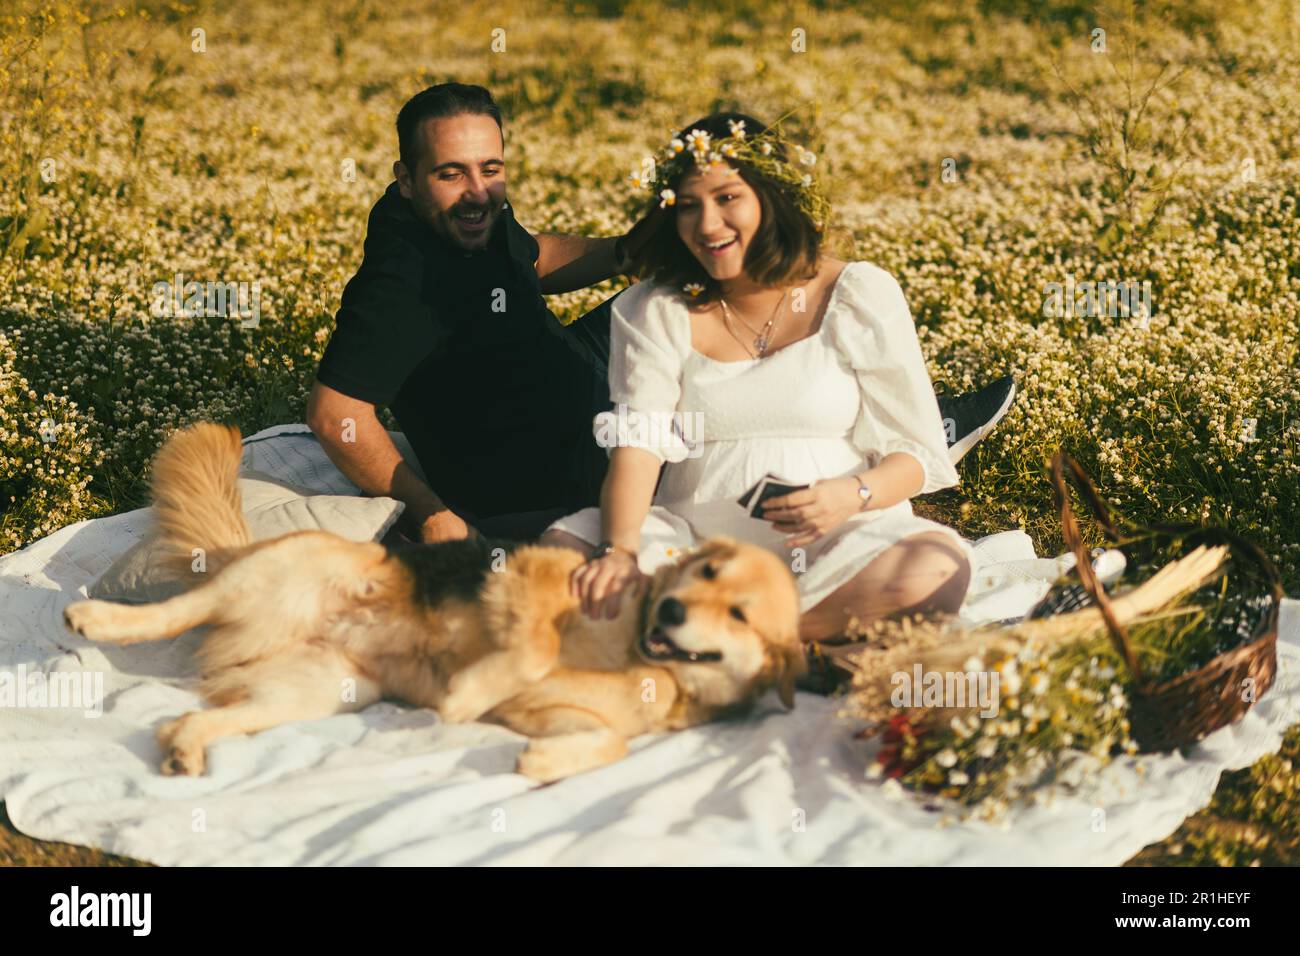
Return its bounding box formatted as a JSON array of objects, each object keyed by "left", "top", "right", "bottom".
[{"left": 374, "top": 181, "right": 537, "bottom": 281}]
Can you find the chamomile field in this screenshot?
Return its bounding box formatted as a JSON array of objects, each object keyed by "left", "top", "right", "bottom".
[{"left": 1, "top": 0, "right": 1297, "bottom": 865}]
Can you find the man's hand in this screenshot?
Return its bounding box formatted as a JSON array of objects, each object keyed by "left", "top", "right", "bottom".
[
  {"left": 419, "top": 509, "right": 479, "bottom": 544},
  {"left": 618, "top": 214, "right": 655, "bottom": 270},
  {"left": 308, "top": 380, "right": 466, "bottom": 543}
]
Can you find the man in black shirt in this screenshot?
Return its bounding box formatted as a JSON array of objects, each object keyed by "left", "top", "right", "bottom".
[{"left": 310, "top": 83, "right": 624, "bottom": 543}]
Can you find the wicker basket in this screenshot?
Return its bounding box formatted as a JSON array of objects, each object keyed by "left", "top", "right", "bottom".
[{"left": 1048, "top": 450, "right": 1282, "bottom": 752}]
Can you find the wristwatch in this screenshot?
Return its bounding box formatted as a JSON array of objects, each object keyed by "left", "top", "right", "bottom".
[
  {"left": 590, "top": 540, "right": 635, "bottom": 562},
  {"left": 854, "top": 475, "right": 874, "bottom": 511}
]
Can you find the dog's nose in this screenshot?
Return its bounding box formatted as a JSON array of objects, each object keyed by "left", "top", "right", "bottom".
[{"left": 657, "top": 597, "right": 687, "bottom": 627}]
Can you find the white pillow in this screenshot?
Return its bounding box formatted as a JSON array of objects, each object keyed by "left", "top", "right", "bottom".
[{"left": 238, "top": 427, "right": 429, "bottom": 494}]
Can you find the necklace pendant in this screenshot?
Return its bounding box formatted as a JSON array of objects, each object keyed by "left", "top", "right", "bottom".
[{"left": 754, "top": 335, "right": 768, "bottom": 354}]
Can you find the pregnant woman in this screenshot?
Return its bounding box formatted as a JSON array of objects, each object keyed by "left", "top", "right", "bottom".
[{"left": 539, "top": 111, "right": 973, "bottom": 668}]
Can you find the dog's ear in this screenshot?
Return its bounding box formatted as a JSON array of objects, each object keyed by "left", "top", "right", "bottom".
[
  {"left": 642, "top": 558, "right": 681, "bottom": 608},
  {"left": 687, "top": 537, "right": 739, "bottom": 565},
  {"left": 774, "top": 644, "right": 808, "bottom": 710}
]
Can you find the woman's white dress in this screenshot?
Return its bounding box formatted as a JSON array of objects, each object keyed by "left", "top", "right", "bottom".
[{"left": 544, "top": 260, "right": 972, "bottom": 613}]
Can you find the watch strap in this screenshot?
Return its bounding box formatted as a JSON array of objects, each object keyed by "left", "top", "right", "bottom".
[
  {"left": 591, "top": 539, "right": 636, "bottom": 561},
  {"left": 854, "top": 475, "right": 874, "bottom": 510}
]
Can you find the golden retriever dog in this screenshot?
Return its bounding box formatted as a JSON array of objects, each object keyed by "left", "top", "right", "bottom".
[{"left": 63, "top": 424, "right": 805, "bottom": 782}]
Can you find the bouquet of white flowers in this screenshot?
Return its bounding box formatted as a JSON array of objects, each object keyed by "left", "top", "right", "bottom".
[{"left": 841, "top": 451, "right": 1282, "bottom": 821}]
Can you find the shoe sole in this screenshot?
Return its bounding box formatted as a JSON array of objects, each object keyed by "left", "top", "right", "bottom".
[{"left": 947, "top": 380, "right": 1017, "bottom": 464}]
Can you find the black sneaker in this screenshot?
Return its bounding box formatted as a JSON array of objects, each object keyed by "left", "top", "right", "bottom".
[{"left": 936, "top": 375, "right": 1016, "bottom": 464}]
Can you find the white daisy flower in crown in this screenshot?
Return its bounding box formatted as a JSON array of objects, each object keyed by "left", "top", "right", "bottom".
[
  {"left": 628, "top": 156, "right": 656, "bottom": 190},
  {"left": 949, "top": 770, "right": 970, "bottom": 786},
  {"left": 728, "top": 118, "right": 747, "bottom": 139},
  {"left": 683, "top": 282, "right": 705, "bottom": 297},
  {"left": 759, "top": 141, "right": 774, "bottom": 155},
  {"left": 658, "top": 188, "right": 676, "bottom": 208},
  {"left": 720, "top": 141, "right": 738, "bottom": 158},
  {"left": 668, "top": 137, "right": 685, "bottom": 154},
  {"left": 797, "top": 146, "right": 817, "bottom": 167},
  {"left": 801, "top": 174, "right": 813, "bottom": 187},
  {"left": 684, "top": 128, "right": 711, "bottom": 157}
]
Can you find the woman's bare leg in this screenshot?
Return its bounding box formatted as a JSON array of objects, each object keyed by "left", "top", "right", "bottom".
[{"left": 799, "top": 531, "right": 971, "bottom": 643}]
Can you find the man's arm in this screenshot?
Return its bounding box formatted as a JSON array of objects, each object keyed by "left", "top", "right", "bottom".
[
  {"left": 306, "top": 379, "right": 474, "bottom": 543},
  {"left": 533, "top": 233, "right": 623, "bottom": 294},
  {"left": 533, "top": 216, "right": 656, "bottom": 294}
]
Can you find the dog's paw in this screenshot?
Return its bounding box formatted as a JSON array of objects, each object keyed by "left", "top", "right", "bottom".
[
  {"left": 515, "top": 730, "right": 626, "bottom": 783},
  {"left": 515, "top": 744, "right": 570, "bottom": 784},
  {"left": 159, "top": 745, "right": 205, "bottom": 776},
  {"left": 516, "top": 738, "right": 600, "bottom": 783},
  {"left": 437, "top": 677, "right": 493, "bottom": 725},
  {"left": 63, "top": 600, "right": 134, "bottom": 642},
  {"left": 437, "top": 695, "right": 484, "bottom": 725},
  {"left": 156, "top": 717, "right": 205, "bottom": 776},
  {"left": 63, "top": 600, "right": 102, "bottom": 636}
]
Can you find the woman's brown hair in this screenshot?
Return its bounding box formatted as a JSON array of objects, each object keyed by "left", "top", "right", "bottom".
[{"left": 627, "top": 112, "right": 823, "bottom": 302}]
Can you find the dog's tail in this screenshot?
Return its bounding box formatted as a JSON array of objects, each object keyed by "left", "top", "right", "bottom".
[{"left": 149, "top": 423, "right": 251, "bottom": 579}]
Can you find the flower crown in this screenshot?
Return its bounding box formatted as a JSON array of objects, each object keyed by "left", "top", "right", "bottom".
[{"left": 628, "top": 118, "right": 831, "bottom": 235}]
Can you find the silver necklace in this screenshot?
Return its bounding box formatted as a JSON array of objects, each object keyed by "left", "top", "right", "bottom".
[
  {"left": 719, "top": 290, "right": 787, "bottom": 357},
  {"left": 719, "top": 306, "right": 761, "bottom": 359}
]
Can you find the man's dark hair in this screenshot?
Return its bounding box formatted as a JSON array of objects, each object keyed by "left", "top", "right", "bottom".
[
  {"left": 630, "top": 111, "right": 822, "bottom": 303},
  {"left": 397, "top": 82, "right": 503, "bottom": 172}
]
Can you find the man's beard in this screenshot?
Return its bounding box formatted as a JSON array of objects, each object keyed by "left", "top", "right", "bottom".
[{"left": 419, "top": 197, "right": 501, "bottom": 250}]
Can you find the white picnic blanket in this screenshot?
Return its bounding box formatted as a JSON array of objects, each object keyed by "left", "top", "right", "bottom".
[{"left": 2, "top": 424, "right": 1297, "bottom": 865}]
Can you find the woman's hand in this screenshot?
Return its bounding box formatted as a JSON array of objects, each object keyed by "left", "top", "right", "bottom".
[
  {"left": 571, "top": 549, "right": 647, "bottom": 619},
  {"left": 761, "top": 476, "right": 863, "bottom": 549}
]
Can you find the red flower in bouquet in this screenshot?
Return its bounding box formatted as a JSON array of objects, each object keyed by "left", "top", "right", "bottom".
[{"left": 869, "top": 713, "right": 926, "bottom": 778}]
